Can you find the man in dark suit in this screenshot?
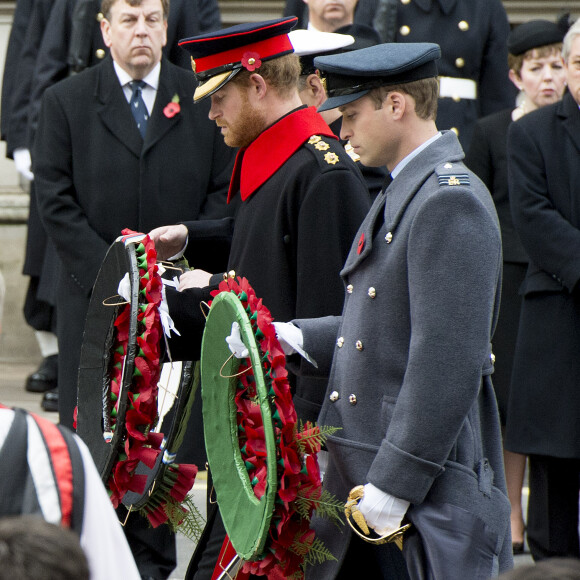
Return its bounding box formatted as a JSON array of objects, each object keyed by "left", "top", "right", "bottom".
[
  {"left": 506, "top": 18, "right": 580, "bottom": 563},
  {"left": 33, "top": 0, "right": 235, "bottom": 575},
  {"left": 34, "top": 0, "right": 234, "bottom": 430},
  {"left": 7, "top": 0, "right": 222, "bottom": 412}
]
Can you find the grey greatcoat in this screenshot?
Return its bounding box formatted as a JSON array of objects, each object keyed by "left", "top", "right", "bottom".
[{"left": 295, "top": 131, "right": 512, "bottom": 579}]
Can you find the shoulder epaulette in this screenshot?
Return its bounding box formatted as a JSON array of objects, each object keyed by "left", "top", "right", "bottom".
[
  {"left": 436, "top": 162, "right": 470, "bottom": 187},
  {"left": 305, "top": 135, "right": 343, "bottom": 169}
]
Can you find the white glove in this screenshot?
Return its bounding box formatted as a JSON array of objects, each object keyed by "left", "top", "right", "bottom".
[
  {"left": 358, "top": 483, "right": 410, "bottom": 536},
  {"left": 226, "top": 322, "right": 249, "bottom": 358},
  {"left": 272, "top": 321, "right": 317, "bottom": 367},
  {"left": 13, "top": 148, "right": 34, "bottom": 181}
]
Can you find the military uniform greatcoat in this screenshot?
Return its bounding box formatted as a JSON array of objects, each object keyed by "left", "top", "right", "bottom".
[
  {"left": 295, "top": 131, "right": 512, "bottom": 579},
  {"left": 170, "top": 106, "right": 372, "bottom": 422}
]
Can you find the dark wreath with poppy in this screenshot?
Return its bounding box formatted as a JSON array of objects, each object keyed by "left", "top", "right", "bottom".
[
  {"left": 202, "top": 277, "right": 342, "bottom": 579},
  {"left": 76, "top": 229, "right": 202, "bottom": 536}
]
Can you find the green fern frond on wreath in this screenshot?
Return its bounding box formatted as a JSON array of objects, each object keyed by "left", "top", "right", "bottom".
[
  {"left": 295, "top": 489, "right": 345, "bottom": 524},
  {"left": 301, "top": 536, "right": 338, "bottom": 567},
  {"left": 295, "top": 422, "right": 341, "bottom": 455},
  {"left": 173, "top": 494, "right": 206, "bottom": 542}
]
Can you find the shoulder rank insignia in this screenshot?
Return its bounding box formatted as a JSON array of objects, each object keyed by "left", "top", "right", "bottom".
[
  {"left": 315, "top": 141, "right": 330, "bottom": 151},
  {"left": 324, "top": 152, "right": 340, "bottom": 165},
  {"left": 344, "top": 142, "right": 360, "bottom": 162},
  {"left": 438, "top": 173, "right": 470, "bottom": 187},
  {"left": 308, "top": 135, "right": 322, "bottom": 144}
]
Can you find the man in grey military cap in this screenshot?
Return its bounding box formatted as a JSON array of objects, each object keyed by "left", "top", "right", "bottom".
[{"left": 282, "top": 42, "right": 512, "bottom": 578}]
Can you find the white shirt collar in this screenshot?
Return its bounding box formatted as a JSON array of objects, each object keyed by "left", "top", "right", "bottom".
[
  {"left": 113, "top": 60, "right": 161, "bottom": 91},
  {"left": 391, "top": 132, "right": 442, "bottom": 179}
]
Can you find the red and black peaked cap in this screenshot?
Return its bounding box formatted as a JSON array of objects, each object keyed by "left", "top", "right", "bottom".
[{"left": 179, "top": 17, "right": 298, "bottom": 102}]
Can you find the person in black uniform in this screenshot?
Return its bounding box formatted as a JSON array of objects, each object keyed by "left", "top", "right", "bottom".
[
  {"left": 3, "top": 0, "right": 62, "bottom": 406},
  {"left": 149, "top": 17, "right": 375, "bottom": 580},
  {"left": 290, "top": 25, "right": 388, "bottom": 198},
  {"left": 285, "top": 0, "right": 515, "bottom": 148},
  {"left": 465, "top": 19, "right": 567, "bottom": 555}
]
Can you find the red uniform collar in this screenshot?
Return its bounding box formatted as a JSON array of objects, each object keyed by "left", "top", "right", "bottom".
[{"left": 227, "top": 107, "right": 337, "bottom": 203}]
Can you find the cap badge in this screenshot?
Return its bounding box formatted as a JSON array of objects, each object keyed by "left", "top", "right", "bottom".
[
  {"left": 242, "top": 51, "right": 262, "bottom": 72},
  {"left": 324, "top": 152, "right": 339, "bottom": 165}
]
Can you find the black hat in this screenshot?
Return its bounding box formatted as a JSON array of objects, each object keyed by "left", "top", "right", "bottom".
[
  {"left": 179, "top": 17, "right": 298, "bottom": 101},
  {"left": 315, "top": 42, "right": 441, "bottom": 112},
  {"left": 334, "top": 23, "right": 382, "bottom": 51},
  {"left": 507, "top": 20, "right": 565, "bottom": 56},
  {"left": 289, "top": 29, "right": 355, "bottom": 76}
]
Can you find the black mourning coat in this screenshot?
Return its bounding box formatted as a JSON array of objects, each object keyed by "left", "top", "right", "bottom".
[{"left": 505, "top": 92, "right": 580, "bottom": 457}]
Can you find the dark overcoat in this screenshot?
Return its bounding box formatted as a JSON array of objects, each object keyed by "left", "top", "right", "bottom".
[
  {"left": 33, "top": 57, "right": 235, "bottom": 428},
  {"left": 465, "top": 109, "right": 528, "bottom": 422},
  {"left": 295, "top": 132, "right": 512, "bottom": 579},
  {"left": 505, "top": 92, "right": 580, "bottom": 458},
  {"left": 0, "top": 0, "right": 35, "bottom": 143}
]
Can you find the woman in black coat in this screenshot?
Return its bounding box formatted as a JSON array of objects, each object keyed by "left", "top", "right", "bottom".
[
  {"left": 465, "top": 19, "right": 567, "bottom": 554},
  {"left": 505, "top": 17, "right": 580, "bottom": 560}
]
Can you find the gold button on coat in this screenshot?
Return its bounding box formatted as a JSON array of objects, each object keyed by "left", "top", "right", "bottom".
[
  {"left": 346, "top": 284, "right": 354, "bottom": 294},
  {"left": 330, "top": 391, "right": 340, "bottom": 402},
  {"left": 356, "top": 340, "right": 363, "bottom": 351},
  {"left": 458, "top": 20, "right": 469, "bottom": 31},
  {"left": 385, "top": 232, "right": 393, "bottom": 243},
  {"left": 455, "top": 57, "right": 465, "bottom": 68},
  {"left": 450, "top": 127, "right": 459, "bottom": 136},
  {"left": 400, "top": 25, "right": 411, "bottom": 36},
  {"left": 95, "top": 49, "right": 106, "bottom": 59},
  {"left": 349, "top": 394, "right": 357, "bottom": 405},
  {"left": 401, "top": 0, "right": 411, "bottom": 4},
  {"left": 491, "top": 353, "right": 496, "bottom": 364},
  {"left": 337, "top": 337, "right": 344, "bottom": 348},
  {"left": 96, "top": 11, "right": 104, "bottom": 21},
  {"left": 368, "top": 287, "right": 376, "bottom": 298}
]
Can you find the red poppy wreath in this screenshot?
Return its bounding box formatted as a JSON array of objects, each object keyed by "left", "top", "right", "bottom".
[
  {"left": 76, "top": 229, "right": 200, "bottom": 534},
  {"left": 201, "top": 277, "right": 342, "bottom": 579}
]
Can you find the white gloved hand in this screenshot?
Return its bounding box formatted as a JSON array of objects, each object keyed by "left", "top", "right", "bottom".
[
  {"left": 358, "top": 483, "right": 410, "bottom": 536},
  {"left": 272, "top": 321, "right": 301, "bottom": 355},
  {"left": 13, "top": 148, "right": 34, "bottom": 181},
  {"left": 272, "top": 321, "right": 317, "bottom": 367},
  {"left": 226, "top": 322, "right": 249, "bottom": 358}
]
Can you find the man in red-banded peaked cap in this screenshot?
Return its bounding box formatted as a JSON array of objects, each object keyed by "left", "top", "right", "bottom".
[
  {"left": 179, "top": 17, "right": 298, "bottom": 101},
  {"left": 150, "top": 15, "right": 380, "bottom": 580}
]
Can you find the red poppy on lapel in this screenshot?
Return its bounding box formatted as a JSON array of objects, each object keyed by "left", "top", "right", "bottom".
[
  {"left": 357, "top": 233, "right": 365, "bottom": 254},
  {"left": 163, "top": 94, "right": 181, "bottom": 118}
]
